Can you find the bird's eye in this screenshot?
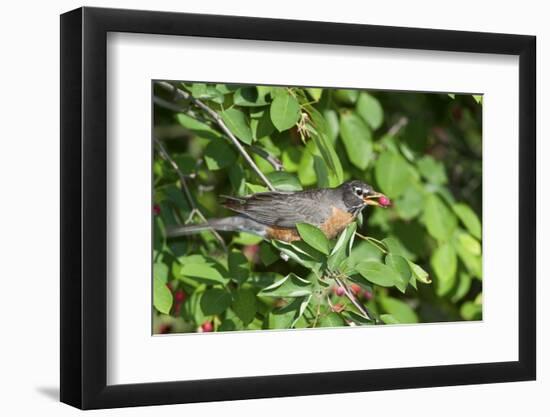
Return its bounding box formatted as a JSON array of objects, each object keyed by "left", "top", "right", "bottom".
[{"left": 355, "top": 188, "right": 362, "bottom": 196}]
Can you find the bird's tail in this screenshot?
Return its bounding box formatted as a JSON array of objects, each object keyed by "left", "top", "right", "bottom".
[{"left": 166, "top": 216, "right": 266, "bottom": 238}]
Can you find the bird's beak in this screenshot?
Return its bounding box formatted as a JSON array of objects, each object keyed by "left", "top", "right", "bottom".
[{"left": 363, "top": 191, "right": 390, "bottom": 207}]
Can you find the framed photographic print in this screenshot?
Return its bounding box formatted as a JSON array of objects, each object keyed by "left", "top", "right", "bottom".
[{"left": 60, "top": 6, "right": 536, "bottom": 409}]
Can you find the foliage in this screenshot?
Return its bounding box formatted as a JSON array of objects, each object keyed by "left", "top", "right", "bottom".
[{"left": 152, "top": 82, "right": 483, "bottom": 334}]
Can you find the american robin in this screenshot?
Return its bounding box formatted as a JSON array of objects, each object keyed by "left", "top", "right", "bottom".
[{"left": 166, "top": 180, "right": 390, "bottom": 242}]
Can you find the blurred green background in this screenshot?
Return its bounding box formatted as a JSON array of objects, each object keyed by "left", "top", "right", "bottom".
[{"left": 152, "top": 82, "right": 482, "bottom": 334}]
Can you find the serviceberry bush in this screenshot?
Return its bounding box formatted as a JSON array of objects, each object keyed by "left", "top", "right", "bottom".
[{"left": 152, "top": 82, "right": 482, "bottom": 333}]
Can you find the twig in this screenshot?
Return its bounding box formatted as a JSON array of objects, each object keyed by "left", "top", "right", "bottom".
[
  {"left": 153, "top": 95, "right": 188, "bottom": 114},
  {"left": 249, "top": 145, "right": 284, "bottom": 171},
  {"left": 153, "top": 96, "right": 216, "bottom": 129},
  {"left": 355, "top": 233, "right": 388, "bottom": 254},
  {"left": 154, "top": 137, "right": 227, "bottom": 250},
  {"left": 387, "top": 116, "right": 409, "bottom": 137},
  {"left": 154, "top": 94, "right": 283, "bottom": 173},
  {"left": 155, "top": 81, "right": 276, "bottom": 191},
  {"left": 311, "top": 302, "right": 322, "bottom": 328},
  {"left": 333, "top": 275, "right": 374, "bottom": 322}
]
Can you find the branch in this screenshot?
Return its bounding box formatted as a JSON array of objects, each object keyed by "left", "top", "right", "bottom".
[
  {"left": 249, "top": 145, "right": 284, "bottom": 171},
  {"left": 154, "top": 94, "right": 283, "bottom": 173},
  {"left": 333, "top": 275, "right": 374, "bottom": 322},
  {"left": 155, "top": 81, "right": 276, "bottom": 191},
  {"left": 387, "top": 116, "right": 409, "bottom": 137},
  {"left": 154, "top": 137, "right": 227, "bottom": 250},
  {"left": 355, "top": 232, "right": 388, "bottom": 254}
]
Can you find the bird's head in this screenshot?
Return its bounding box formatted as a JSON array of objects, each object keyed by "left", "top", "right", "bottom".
[{"left": 341, "top": 180, "right": 391, "bottom": 212}]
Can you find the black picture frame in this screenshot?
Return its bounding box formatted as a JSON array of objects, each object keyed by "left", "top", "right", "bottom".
[{"left": 60, "top": 6, "right": 536, "bottom": 410}]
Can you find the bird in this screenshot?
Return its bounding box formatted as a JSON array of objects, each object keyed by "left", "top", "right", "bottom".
[{"left": 166, "top": 180, "right": 390, "bottom": 243}]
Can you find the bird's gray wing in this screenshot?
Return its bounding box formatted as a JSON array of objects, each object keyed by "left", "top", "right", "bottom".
[{"left": 224, "top": 191, "right": 333, "bottom": 228}]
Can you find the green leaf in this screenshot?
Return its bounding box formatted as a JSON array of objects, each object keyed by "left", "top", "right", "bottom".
[
  {"left": 153, "top": 275, "right": 173, "bottom": 314},
  {"left": 328, "top": 223, "right": 357, "bottom": 271},
  {"left": 228, "top": 163, "right": 246, "bottom": 195},
  {"left": 456, "top": 231, "right": 481, "bottom": 255},
  {"left": 173, "top": 154, "right": 197, "bottom": 176},
  {"left": 355, "top": 261, "right": 401, "bottom": 288},
  {"left": 348, "top": 240, "right": 383, "bottom": 267},
  {"left": 258, "top": 273, "right": 313, "bottom": 298},
  {"left": 153, "top": 262, "right": 169, "bottom": 283},
  {"left": 313, "top": 155, "right": 332, "bottom": 188},
  {"left": 270, "top": 91, "right": 301, "bottom": 131},
  {"left": 189, "top": 83, "right": 224, "bottom": 102},
  {"left": 453, "top": 233, "right": 482, "bottom": 278},
  {"left": 460, "top": 300, "right": 482, "bottom": 320},
  {"left": 266, "top": 171, "right": 303, "bottom": 191},
  {"left": 344, "top": 310, "right": 374, "bottom": 325},
  {"left": 356, "top": 92, "right": 384, "bottom": 130},
  {"left": 268, "top": 296, "right": 310, "bottom": 329},
  {"left": 408, "top": 261, "right": 432, "bottom": 284},
  {"left": 384, "top": 254, "right": 411, "bottom": 293},
  {"left": 200, "top": 289, "right": 232, "bottom": 316},
  {"left": 306, "top": 106, "right": 344, "bottom": 184},
  {"left": 270, "top": 240, "right": 322, "bottom": 269},
  {"left": 451, "top": 271, "right": 472, "bottom": 302},
  {"left": 191, "top": 83, "right": 208, "bottom": 97},
  {"left": 417, "top": 156, "right": 447, "bottom": 185},
  {"left": 318, "top": 312, "right": 346, "bottom": 328},
  {"left": 176, "top": 113, "right": 222, "bottom": 141},
  {"left": 233, "top": 232, "right": 264, "bottom": 245},
  {"left": 259, "top": 241, "right": 279, "bottom": 266},
  {"left": 215, "top": 84, "right": 240, "bottom": 94},
  {"left": 233, "top": 87, "right": 270, "bottom": 107},
  {"left": 246, "top": 183, "right": 269, "bottom": 194},
  {"left": 381, "top": 237, "right": 414, "bottom": 260},
  {"left": 453, "top": 203, "right": 482, "bottom": 239},
  {"left": 204, "top": 140, "right": 237, "bottom": 170},
  {"left": 228, "top": 251, "right": 250, "bottom": 284},
  {"left": 221, "top": 108, "right": 253, "bottom": 144},
  {"left": 431, "top": 243, "right": 457, "bottom": 296},
  {"left": 180, "top": 263, "right": 228, "bottom": 285},
  {"left": 375, "top": 151, "right": 413, "bottom": 198},
  {"left": 306, "top": 88, "right": 323, "bottom": 101},
  {"left": 379, "top": 296, "right": 418, "bottom": 323},
  {"left": 472, "top": 95, "right": 483, "bottom": 104},
  {"left": 231, "top": 288, "right": 257, "bottom": 325},
  {"left": 334, "top": 89, "right": 359, "bottom": 105},
  {"left": 339, "top": 112, "right": 373, "bottom": 170},
  {"left": 380, "top": 314, "right": 400, "bottom": 324},
  {"left": 423, "top": 194, "right": 458, "bottom": 242},
  {"left": 296, "top": 223, "right": 331, "bottom": 255},
  {"left": 183, "top": 291, "right": 205, "bottom": 324},
  {"left": 395, "top": 187, "right": 424, "bottom": 220},
  {"left": 323, "top": 109, "right": 339, "bottom": 142},
  {"left": 250, "top": 110, "right": 275, "bottom": 140}
]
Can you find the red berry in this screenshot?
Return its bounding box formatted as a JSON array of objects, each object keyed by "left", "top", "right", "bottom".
[
  {"left": 335, "top": 286, "right": 345, "bottom": 296},
  {"left": 451, "top": 105, "right": 463, "bottom": 121},
  {"left": 158, "top": 324, "right": 172, "bottom": 334},
  {"left": 243, "top": 244, "right": 260, "bottom": 263},
  {"left": 379, "top": 196, "right": 391, "bottom": 207},
  {"left": 201, "top": 321, "right": 213, "bottom": 332},
  {"left": 153, "top": 204, "right": 161, "bottom": 215},
  {"left": 350, "top": 284, "right": 361, "bottom": 295},
  {"left": 363, "top": 290, "right": 373, "bottom": 300},
  {"left": 174, "top": 289, "right": 186, "bottom": 303},
  {"left": 331, "top": 303, "right": 345, "bottom": 313}
]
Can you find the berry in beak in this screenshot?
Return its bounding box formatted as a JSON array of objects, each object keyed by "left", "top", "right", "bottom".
[{"left": 363, "top": 191, "right": 391, "bottom": 207}]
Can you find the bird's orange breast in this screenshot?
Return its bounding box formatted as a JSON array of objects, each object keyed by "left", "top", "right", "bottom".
[{"left": 266, "top": 207, "right": 354, "bottom": 243}]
